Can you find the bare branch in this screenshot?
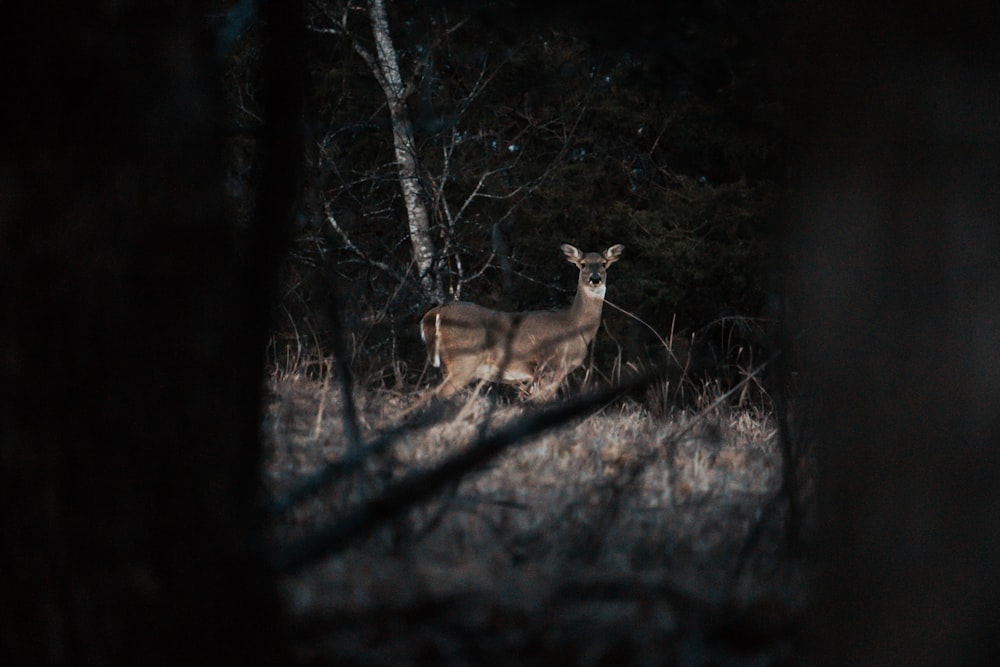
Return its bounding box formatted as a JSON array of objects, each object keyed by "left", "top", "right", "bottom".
[
  {"left": 324, "top": 200, "right": 403, "bottom": 280},
  {"left": 308, "top": 3, "right": 388, "bottom": 92}
]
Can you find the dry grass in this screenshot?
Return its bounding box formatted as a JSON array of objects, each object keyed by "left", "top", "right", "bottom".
[{"left": 262, "top": 372, "right": 806, "bottom": 665}]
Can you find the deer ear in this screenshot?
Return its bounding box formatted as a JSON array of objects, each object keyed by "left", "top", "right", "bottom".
[
  {"left": 603, "top": 244, "right": 624, "bottom": 264},
  {"left": 561, "top": 244, "right": 583, "bottom": 264}
]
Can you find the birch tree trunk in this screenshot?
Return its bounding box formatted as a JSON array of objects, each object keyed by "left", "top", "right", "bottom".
[{"left": 367, "top": 0, "right": 443, "bottom": 304}]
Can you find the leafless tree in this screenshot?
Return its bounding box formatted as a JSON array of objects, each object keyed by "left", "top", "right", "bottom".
[
  {"left": 312, "top": 0, "right": 442, "bottom": 302},
  {"left": 308, "top": 1, "right": 580, "bottom": 311}
]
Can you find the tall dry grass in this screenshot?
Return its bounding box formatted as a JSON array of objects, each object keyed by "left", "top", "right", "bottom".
[{"left": 262, "top": 356, "right": 806, "bottom": 664}]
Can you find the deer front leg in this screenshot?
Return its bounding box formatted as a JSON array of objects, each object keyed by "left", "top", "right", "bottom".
[{"left": 527, "top": 365, "right": 572, "bottom": 402}]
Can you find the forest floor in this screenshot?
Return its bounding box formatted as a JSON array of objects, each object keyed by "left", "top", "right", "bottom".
[{"left": 262, "top": 375, "right": 810, "bottom": 666}]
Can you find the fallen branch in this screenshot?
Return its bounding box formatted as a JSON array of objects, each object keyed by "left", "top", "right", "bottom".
[{"left": 271, "top": 372, "right": 658, "bottom": 573}]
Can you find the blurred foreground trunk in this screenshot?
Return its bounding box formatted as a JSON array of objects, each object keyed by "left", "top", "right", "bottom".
[
  {"left": 0, "top": 2, "right": 292, "bottom": 663},
  {"left": 790, "top": 2, "right": 1000, "bottom": 663}
]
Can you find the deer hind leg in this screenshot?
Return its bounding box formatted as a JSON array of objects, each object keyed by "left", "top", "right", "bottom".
[{"left": 434, "top": 355, "right": 481, "bottom": 400}]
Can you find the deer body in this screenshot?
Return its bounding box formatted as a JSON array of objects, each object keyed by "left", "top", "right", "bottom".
[{"left": 421, "top": 244, "right": 623, "bottom": 399}]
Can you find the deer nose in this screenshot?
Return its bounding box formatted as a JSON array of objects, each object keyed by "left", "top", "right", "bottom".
[{"left": 589, "top": 274, "right": 602, "bottom": 285}]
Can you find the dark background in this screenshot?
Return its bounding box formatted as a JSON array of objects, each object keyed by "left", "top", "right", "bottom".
[{"left": 2, "top": 0, "right": 998, "bottom": 663}]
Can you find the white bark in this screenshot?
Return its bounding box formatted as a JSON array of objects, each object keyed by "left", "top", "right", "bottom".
[{"left": 367, "top": 0, "right": 443, "bottom": 303}]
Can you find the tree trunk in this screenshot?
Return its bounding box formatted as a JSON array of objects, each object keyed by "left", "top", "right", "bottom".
[
  {"left": 367, "top": 0, "right": 443, "bottom": 304},
  {"left": 0, "top": 2, "right": 292, "bottom": 663},
  {"left": 789, "top": 2, "right": 1000, "bottom": 663}
]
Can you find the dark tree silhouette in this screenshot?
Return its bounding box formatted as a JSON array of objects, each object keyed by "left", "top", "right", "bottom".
[
  {"left": 789, "top": 1, "right": 1000, "bottom": 663},
  {"left": 0, "top": 2, "right": 300, "bottom": 663}
]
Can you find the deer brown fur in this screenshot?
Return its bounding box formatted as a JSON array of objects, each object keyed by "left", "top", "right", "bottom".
[{"left": 421, "top": 244, "right": 623, "bottom": 400}]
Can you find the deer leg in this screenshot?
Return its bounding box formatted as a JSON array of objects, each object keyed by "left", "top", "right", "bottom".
[
  {"left": 528, "top": 366, "right": 570, "bottom": 402},
  {"left": 435, "top": 357, "right": 480, "bottom": 400}
]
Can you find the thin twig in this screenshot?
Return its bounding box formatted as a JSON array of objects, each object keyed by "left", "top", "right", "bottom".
[
  {"left": 324, "top": 201, "right": 404, "bottom": 280},
  {"left": 670, "top": 351, "right": 778, "bottom": 444},
  {"left": 603, "top": 298, "right": 686, "bottom": 366},
  {"left": 327, "top": 286, "right": 362, "bottom": 454}
]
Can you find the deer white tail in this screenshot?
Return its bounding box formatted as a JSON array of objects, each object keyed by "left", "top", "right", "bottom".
[{"left": 421, "top": 312, "right": 442, "bottom": 367}]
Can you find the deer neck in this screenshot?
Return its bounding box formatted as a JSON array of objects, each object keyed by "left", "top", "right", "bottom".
[{"left": 569, "top": 283, "right": 606, "bottom": 339}]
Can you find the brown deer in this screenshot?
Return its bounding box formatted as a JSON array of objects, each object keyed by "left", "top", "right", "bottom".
[{"left": 420, "top": 243, "right": 624, "bottom": 400}]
